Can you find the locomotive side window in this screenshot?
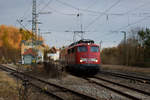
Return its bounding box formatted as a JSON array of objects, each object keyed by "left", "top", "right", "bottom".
[
  {"left": 77, "top": 46, "right": 87, "bottom": 52},
  {"left": 68, "top": 49, "right": 71, "bottom": 54},
  {"left": 71, "top": 47, "right": 75, "bottom": 53},
  {"left": 68, "top": 48, "right": 76, "bottom": 54},
  {"left": 90, "top": 46, "right": 99, "bottom": 52}
]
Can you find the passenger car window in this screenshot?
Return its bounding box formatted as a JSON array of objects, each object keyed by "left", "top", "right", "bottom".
[
  {"left": 78, "top": 46, "right": 87, "bottom": 52},
  {"left": 90, "top": 46, "right": 99, "bottom": 52}
]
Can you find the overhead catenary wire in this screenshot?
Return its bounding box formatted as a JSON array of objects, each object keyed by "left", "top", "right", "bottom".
[
  {"left": 84, "top": 0, "right": 150, "bottom": 32},
  {"left": 18, "top": 0, "right": 150, "bottom": 48},
  {"left": 54, "top": 0, "right": 150, "bottom": 18},
  {"left": 107, "top": 17, "right": 149, "bottom": 38},
  {"left": 40, "top": 0, "right": 150, "bottom": 31},
  {"left": 85, "top": 0, "right": 150, "bottom": 41},
  {"left": 54, "top": 0, "right": 121, "bottom": 40},
  {"left": 105, "top": 1, "right": 150, "bottom": 16},
  {"left": 85, "top": 0, "right": 99, "bottom": 10},
  {"left": 99, "top": 16, "right": 150, "bottom": 45},
  {"left": 117, "top": 16, "right": 150, "bottom": 31},
  {"left": 90, "top": 16, "right": 150, "bottom": 43},
  {"left": 20, "top": 0, "right": 32, "bottom": 22},
  {"left": 19, "top": 0, "right": 48, "bottom": 30},
  {"left": 55, "top": 0, "right": 106, "bottom": 15},
  {"left": 85, "top": 0, "right": 121, "bottom": 30},
  {"left": 38, "top": 0, "right": 53, "bottom": 13},
  {"left": 123, "top": 1, "right": 150, "bottom": 15},
  {"left": 36, "top": 0, "right": 46, "bottom": 10},
  {"left": 46, "top": 6, "right": 77, "bottom": 16}
]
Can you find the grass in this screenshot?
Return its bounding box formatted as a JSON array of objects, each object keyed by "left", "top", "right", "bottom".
[
  {"left": 0, "top": 64, "right": 66, "bottom": 100},
  {"left": 0, "top": 71, "right": 19, "bottom": 100},
  {"left": 101, "top": 64, "right": 150, "bottom": 76}
]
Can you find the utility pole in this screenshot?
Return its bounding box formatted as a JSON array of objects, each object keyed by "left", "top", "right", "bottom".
[
  {"left": 121, "top": 31, "right": 127, "bottom": 65},
  {"left": 69, "top": 31, "right": 84, "bottom": 42},
  {"left": 65, "top": 30, "right": 85, "bottom": 42},
  {"left": 66, "top": 12, "right": 85, "bottom": 42},
  {"left": 32, "top": 0, "right": 51, "bottom": 40},
  {"left": 65, "top": 12, "right": 86, "bottom": 42},
  {"left": 80, "top": 24, "right": 84, "bottom": 39},
  {"left": 32, "top": 0, "right": 38, "bottom": 40},
  {"left": 99, "top": 41, "right": 103, "bottom": 51}
]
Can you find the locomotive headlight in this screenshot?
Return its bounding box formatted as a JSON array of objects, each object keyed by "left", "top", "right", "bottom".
[
  {"left": 90, "top": 58, "right": 98, "bottom": 62},
  {"left": 95, "top": 59, "right": 98, "bottom": 62},
  {"left": 80, "top": 59, "right": 83, "bottom": 62},
  {"left": 80, "top": 58, "right": 87, "bottom": 62}
]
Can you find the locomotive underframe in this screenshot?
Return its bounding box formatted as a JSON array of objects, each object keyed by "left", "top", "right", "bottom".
[{"left": 66, "top": 64, "right": 100, "bottom": 75}]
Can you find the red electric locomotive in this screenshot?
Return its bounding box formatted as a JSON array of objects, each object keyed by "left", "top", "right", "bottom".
[{"left": 60, "top": 39, "right": 101, "bottom": 75}]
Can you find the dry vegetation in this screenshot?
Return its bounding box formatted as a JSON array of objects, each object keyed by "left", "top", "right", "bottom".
[
  {"left": 24, "top": 63, "right": 66, "bottom": 79},
  {"left": 0, "top": 71, "right": 19, "bottom": 100},
  {"left": 101, "top": 28, "right": 150, "bottom": 67},
  {"left": 0, "top": 25, "right": 43, "bottom": 64},
  {"left": 0, "top": 66, "right": 58, "bottom": 100},
  {"left": 102, "top": 64, "right": 150, "bottom": 75}
]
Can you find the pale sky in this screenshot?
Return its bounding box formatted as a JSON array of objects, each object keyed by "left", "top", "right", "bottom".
[{"left": 0, "top": 0, "right": 150, "bottom": 48}]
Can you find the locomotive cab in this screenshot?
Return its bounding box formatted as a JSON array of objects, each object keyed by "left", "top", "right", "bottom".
[
  {"left": 66, "top": 39, "right": 101, "bottom": 75},
  {"left": 74, "top": 44, "right": 100, "bottom": 74}
]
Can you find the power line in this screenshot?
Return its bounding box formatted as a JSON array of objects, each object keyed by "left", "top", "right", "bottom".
[
  {"left": 36, "top": 0, "right": 46, "bottom": 9},
  {"left": 20, "top": 0, "right": 51, "bottom": 26},
  {"left": 47, "top": 6, "right": 76, "bottom": 16},
  {"left": 17, "top": 19, "right": 32, "bottom": 34},
  {"left": 55, "top": 0, "right": 106, "bottom": 15},
  {"left": 117, "top": 16, "right": 150, "bottom": 31},
  {"left": 85, "top": 0, "right": 121, "bottom": 30},
  {"left": 85, "top": 1, "right": 150, "bottom": 35},
  {"left": 105, "top": 1, "right": 150, "bottom": 16},
  {"left": 55, "top": 0, "right": 78, "bottom": 10},
  {"left": 48, "top": 6, "right": 102, "bottom": 17},
  {"left": 38, "top": 0, "right": 53, "bottom": 13},
  {"left": 21, "top": 0, "right": 32, "bottom": 21},
  {"left": 54, "top": 0, "right": 122, "bottom": 39},
  {"left": 92, "top": 17, "right": 150, "bottom": 42},
  {"left": 110, "top": 17, "right": 149, "bottom": 38},
  {"left": 101, "top": 16, "right": 150, "bottom": 45},
  {"left": 55, "top": 0, "right": 150, "bottom": 17},
  {"left": 86, "top": 0, "right": 99, "bottom": 10},
  {"left": 123, "top": 1, "right": 150, "bottom": 15}
]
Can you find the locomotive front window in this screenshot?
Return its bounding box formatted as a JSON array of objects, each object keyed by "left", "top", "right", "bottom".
[
  {"left": 78, "top": 46, "right": 87, "bottom": 52},
  {"left": 90, "top": 46, "right": 99, "bottom": 52}
]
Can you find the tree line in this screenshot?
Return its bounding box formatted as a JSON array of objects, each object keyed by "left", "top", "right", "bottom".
[
  {"left": 101, "top": 27, "right": 150, "bottom": 67},
  {"left": 0, "top": 25, "right": 38, "bottom": 64}
]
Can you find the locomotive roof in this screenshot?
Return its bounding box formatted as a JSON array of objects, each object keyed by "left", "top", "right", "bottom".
[
  {"left": 68, "top": 42, "right": 99, "bottom": 49},
  {"left": 69, "top": 39, "right": 94, "bottom": 47}
]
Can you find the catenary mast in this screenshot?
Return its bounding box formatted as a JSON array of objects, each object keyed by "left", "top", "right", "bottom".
[{"left": 32, "top": 0, "right": 38, "bottom": 39}]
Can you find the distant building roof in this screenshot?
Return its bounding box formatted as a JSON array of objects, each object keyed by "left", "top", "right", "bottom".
[
  {"left": 23, "top": 48, "right": 37, "bottom": 57},
  {"left": 48, "top": 47, "right": 59, "bottom": 53},
  {"left": 21, "top": 40, "right": 43, "bottom": 46}
]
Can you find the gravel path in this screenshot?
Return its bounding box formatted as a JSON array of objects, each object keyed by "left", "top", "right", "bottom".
[
  {"left": 3, "top": 64, "right": 150, "bottom": 100},
  {"left": 47, "top": 75, "right": 129, "bottom": 100},
  {"left": 98, "top": 72, "right": 150, "bottom": 93}
]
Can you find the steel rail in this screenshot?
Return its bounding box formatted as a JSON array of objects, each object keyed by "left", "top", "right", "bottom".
[
  {"left": 30, "top": 83, "right": 65, "bottom": 100},
  {"left": 0, "top": 65, "right": 97, "bottom": 100},
  {"left": 0, "top": 65, "right": 64, "bottom": 100},
  {"left": 101, "top": 71, "right": 150, "bottom": 84},
  {"left": 15, "top": 74, "right": 65, "bottom": 100},
  {"left": 94, "top": 76, "right": 150, "bottom": 96},
  {"left": 85, "top": 78, "right": 141, "bottom": 100}
]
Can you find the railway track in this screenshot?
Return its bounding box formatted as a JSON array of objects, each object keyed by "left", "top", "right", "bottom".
[
  {"left": 0, "top": 64, "right": 98, "bottom": 100},
  {"left": 100, "top": 71, "right": 150, "bottom": 84},
  {"left": 85, "top": 76, "right": 150, "bottom": 100}
]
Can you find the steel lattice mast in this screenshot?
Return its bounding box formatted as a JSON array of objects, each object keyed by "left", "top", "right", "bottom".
[{"left": 32, "top": 0, "right": 38, "bottom": 40}]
